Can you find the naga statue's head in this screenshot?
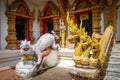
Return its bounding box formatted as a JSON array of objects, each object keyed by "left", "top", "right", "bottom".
[
  {"left": 20, "top": 39, "right": 31, "bottom": 53},
  {"left": 80, "top": 28, "right": 91, "bottom": 49},
  {"left": 91, "top": 38, "right": 100, "bottom": 53}
]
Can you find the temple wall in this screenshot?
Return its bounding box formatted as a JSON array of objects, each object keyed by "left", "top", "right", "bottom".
[
  {"left": 116, "top": 0, "right": 120, "bottom": 41},
  {"left": 0, "top": 0, "right": 8, "bottom": 49},
  {"left": 100, "top": 11, "right": 104, "bottom": 34},
  {"left": 0, "top": 0, "right": 120, "bottom": 49},
  {"left": 0, "top": 0, "right": 1, "bottom": 49}
]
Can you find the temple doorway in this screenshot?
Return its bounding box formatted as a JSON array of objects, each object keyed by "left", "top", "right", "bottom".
[
  {"left": 41, "top": 18, "right": 54, "bottom": 34},
  {"left": 15, "top": 18, "right": 29, "bottom": 47},
  {"left": 16, "top": 18, "right": 26, "bottom": 40},
  {"left": 76, "top": 12, "right": 92, "bottom": 36},
  {"left": 46, "top": 20, "right": 54, "bottom": 33}
]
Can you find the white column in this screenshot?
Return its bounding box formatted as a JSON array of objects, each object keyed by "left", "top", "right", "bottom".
[{"left": 0, "top": 0, "right": 1, "bottom": 49}]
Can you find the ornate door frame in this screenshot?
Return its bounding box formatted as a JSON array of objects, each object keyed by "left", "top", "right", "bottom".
[
  {"left": 6, "top": 0, "right": 35, "bottom": 49},
  {"left": 38, "top": 1, "right": 60, "bottom": 43}
]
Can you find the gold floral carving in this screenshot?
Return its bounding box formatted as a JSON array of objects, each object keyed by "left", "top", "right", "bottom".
[
  {"left": 80, "top": 13, "right": 89, "bottom": 20},
  {"left": 6, "top": 0, "right": 35, "bottom": 49},
  {"left": 92, "top": 6, "right": 102, "bottom": 33},
  {"left": 38, "top": 1, "right": 60, "bottom": 44},
  {"left": 103, "top": 0, "right": 119, "bottom": 44}
]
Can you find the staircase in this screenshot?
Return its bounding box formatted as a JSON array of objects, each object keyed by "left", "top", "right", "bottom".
[
  {"left": 104, "top": 43, "right": 120, "bottom": 80},
  {"left": 57, "top": 49, "right": 75, "bottom": 68},
  {"left": 0, "top": 50, "right": 21, "bottom": 68}
]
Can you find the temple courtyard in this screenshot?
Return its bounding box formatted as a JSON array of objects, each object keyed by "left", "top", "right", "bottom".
[
  {"left": 0, "top": 49, "right": 74, "bottom": 80},
  {"left": 0, "top": 43, "right": 120, "bottom": 80},
  {"left": 0, "top": 66, "right": 72, "bottom": 80}
]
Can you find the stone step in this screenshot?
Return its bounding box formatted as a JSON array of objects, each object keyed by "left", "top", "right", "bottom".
[
  {"left": 58, "top": 56, "right": 73, "bottom": 61},
  {"left": 108, "top": 56, "right": 120, "bottom": 62},
  {"left": 112, "top": 46, "right": 120, "bottom": 51},
  {"left": 0, "top": 49, "right": 73, "bottom": 68},
  {"left": 113, "top": 43, "right": 120, "bottom": 47},
  {"left": 110, "top": 51, "right": 120, "bottom": 56},
  {"left": 57, "top": 58, "right": 75, "bottom": 68},
  {"left": 104, "top": 76, "right": 120, "bottom": 80},
  {"left": 0, "top": 51, "right": 21, "bottom": 68},
  {"left": 106, "top": 62, "right": 120, "bottom": 69},
  {"left": 0, "top": 59, "right": 19, "bottom": 68},
  {"left": 105, "top": 68, "right": 120, "bottom": 78},
  {"left": 58, "top": 53, "right": 73, "bottom": 58},
  {"left": 103, "top": 43, "right": 120, "bottom": 80}
]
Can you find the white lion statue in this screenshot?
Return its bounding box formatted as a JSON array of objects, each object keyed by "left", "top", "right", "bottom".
[{"left": 15, "top": 31, "right": 60, "bottom": 78}]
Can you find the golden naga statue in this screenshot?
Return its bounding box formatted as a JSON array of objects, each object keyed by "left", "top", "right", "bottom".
[
  {"left": 89, "top": 38, "right": 100, "bottom": 68},
  {"left": 66, "top": 12, "right": 80, "bottom": 35},
  {"left": 66, "top": 12, "right": 104, "bottom": 68}
]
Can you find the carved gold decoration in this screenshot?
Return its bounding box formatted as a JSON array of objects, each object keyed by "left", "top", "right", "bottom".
[
  {"left": 67, "top": 12, "right": 114, "bottom": 68},
  {"left": 6, "top": 0, "right": 35, "bottom": 49},
  {"left": 92, "top": 6, "right": 102, "bottom": 33},
  {"left": 103, "top": 0, "right": 119, "bottom": 44},
  {"left": 16, "top": 5, "right": 28, "bottom": 15},
  {"left": 38, "top": 1, "right": 60, "bottom": 44},
  {"left": 69, "top": 6, "right": 102, "bottom": 35},
  {"left": 59, "top": 21, "right": 66, "bottom": 48},
  {"left": 42, "top": 1, "right": 59, "bottom": 16},
  {"left": 66, "top": 13, "right": 91, "bottom": 67},
  {"left": 6, "top": 13, "right": 17, "bottom": 49},
  {"left": 80, "top": 13, "right": 89, "bottom": 20},
  {"left": 53, "top": 16, "right": 60, "bottom": 43},
  {"left": 76, "top": 0, "right": 92, "bottom": 9},
  {"left": 64, "top": 0, "right": 103, "bottom": 49}
]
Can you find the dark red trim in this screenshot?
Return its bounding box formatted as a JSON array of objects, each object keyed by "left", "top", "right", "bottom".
[{"left": 41, "top": 18, "right": 53, "bottom": 34}]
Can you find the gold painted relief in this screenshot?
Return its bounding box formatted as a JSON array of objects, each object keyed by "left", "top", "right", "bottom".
[
  {"left": 38, "top": 1, "right": 60, "bottom": 43},
  {"left": 6, "top": 0, "right": 35, "bottom": 49},
  {"left": 80, "top": 13, "right": 89, "bottom": 20}
]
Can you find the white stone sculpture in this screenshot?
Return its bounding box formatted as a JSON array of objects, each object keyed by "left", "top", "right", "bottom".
[{"left": 15, "top": 31, "right": 60, "bottom": 78}]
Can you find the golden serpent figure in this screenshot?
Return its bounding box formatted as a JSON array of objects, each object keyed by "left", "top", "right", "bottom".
[{"left": 66, "top": 12, "right": 109, "bottom": 68}]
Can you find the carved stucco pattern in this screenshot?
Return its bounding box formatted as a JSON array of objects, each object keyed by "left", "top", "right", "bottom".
[
  {"left": 16, "top": 5, "right": 28, "bottom": 15},
  {"left": 38, "top": 1, "right": 60, "bottom": 44},
  {"left": 6, "top": 0, "right": 35, "bottom": 49},
  {"left": 92, "top": 6, "right": 102, "bottom": 33},
  {"left": 6, "top": 13, "right": 17, "bottom": 49},
  {"left": 103, "top": 0, "right": 119, "bottom": 44}
]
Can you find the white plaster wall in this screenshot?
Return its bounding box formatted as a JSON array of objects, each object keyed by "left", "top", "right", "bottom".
[
  {"left": 100, "top": 11, "right": 104, "bottom": 34},
  {"left": 0, "top": 0, "right": 1, "bottom": 49},
  {"left": 1, "top": 0, "right": 8, "bottom": 49},
  {"left": 32, "top": 8, "right": 40, "bottom": 42},
  {"left": 116, "top": 0, "right": 120, "bottom": 41}
]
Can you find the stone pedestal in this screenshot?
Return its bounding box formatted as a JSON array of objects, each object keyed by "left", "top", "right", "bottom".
[{"left": 67, "top": 66, "right": 100, "bottom": 80}]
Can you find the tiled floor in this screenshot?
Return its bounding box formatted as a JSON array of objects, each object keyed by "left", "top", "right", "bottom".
[
  {"left": 0, "top": 69, "right": 26, "bottom": 80},
  {"left": 0, "top": 66, "right": 72, "bottom": 80}
]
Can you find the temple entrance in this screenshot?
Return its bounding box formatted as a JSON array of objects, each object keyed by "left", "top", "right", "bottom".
[
  {"left": 5, "top": 0, "right": 35, "bottom": 49},
  {"left": 41, "top": 18, "right": 54, "bottom": 34},
  {"left": 15, "top": 18, "right": 29, "bottom": 47},
  {"left": 15, "top": 18, "right": 26, "bottom": 40},
  {"left": 76, "top": 12, "right": 92, "bottom": 36},
  {"left": 46, "top": 20, "right": 54, "bottom": 33}
]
